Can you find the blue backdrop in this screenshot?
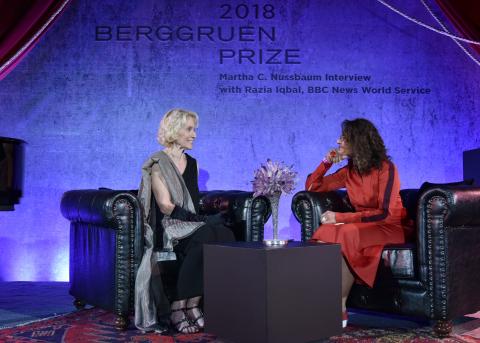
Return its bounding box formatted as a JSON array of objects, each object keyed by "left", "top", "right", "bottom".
[{"left": 1, "top": 0, "right": 479, "bottom": 281}]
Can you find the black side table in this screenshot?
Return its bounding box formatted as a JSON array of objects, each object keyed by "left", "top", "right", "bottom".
[{"left": 204, "top": 241, "right": 342, "bottom": 343}]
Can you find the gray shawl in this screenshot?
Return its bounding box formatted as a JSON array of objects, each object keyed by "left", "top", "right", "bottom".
[{"left": 134, "top": 150, "right": 204, "bottom": 332}]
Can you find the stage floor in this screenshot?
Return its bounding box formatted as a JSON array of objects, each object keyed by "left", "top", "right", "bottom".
[
  {"left": 0, "top": 281, "right": 429, "bottom": 331},
  {"left": 1, "top": 282, "right": 479, "bottom": 340},
  {"left": 0, "top": 282, "right": 75, "bottom": 329}
]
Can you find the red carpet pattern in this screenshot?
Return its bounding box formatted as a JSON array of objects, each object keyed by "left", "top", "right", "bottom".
[
  {"left": 0, "top": 308, "right": 216, "bottom": 343},
  {"left": 330, "top": 325, "right": 479, "bottom": 342},
  {"left": 1, "top": 308, "right": 479, "bottom": 342}
]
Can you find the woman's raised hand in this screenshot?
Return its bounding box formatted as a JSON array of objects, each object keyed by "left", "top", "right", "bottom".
[{"left": 325, "top": 149, "right": 345, "bottom": 164}]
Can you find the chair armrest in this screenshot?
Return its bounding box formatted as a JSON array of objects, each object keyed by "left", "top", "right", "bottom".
[
  {"left": 60, "top": 189, "right": 144, "bottom": 267},
  {"left": 291, "top": 190, "right": 353, "bottom": 241},
  {"left": 199, "top": 190, "right": 271, "bottom": 242},
  {"left": 416, "top": 186, "right": 480, "bottom": 319},
  {"left": 430, "top": 187, "right": 480, "bottom": 227},
  {"left": 61, "top": 189, "right": 144, "bottom": 316},
  {"left": 61, "top": 189, "right": 140, "bottom": 227}
]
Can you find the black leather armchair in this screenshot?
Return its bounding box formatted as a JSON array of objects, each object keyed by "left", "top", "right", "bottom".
[
  {"left": 61, "top": 189, "right": 270, "bottom": 329},
  {"left": 292, "top": 186, "right": 480, "bottom": 337}
]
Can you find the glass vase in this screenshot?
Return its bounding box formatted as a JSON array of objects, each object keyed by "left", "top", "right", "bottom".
[{"left": 264, "top": 192, "right": 288, "bottom": 246}]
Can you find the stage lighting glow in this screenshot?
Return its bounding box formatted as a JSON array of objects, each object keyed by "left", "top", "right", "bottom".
[
  {"left": 14, "top": 250, "right": 37, "bottom": 281},
  {"left": 51, "top": 249, "right": 69, "bottom": 281}
]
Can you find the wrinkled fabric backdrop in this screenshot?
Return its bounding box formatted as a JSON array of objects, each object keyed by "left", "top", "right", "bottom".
[{"left": 0, "top": 0, "right": 479, "bottom": 280}]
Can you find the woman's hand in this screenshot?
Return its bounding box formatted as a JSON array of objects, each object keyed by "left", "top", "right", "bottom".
[
  {"left": 320, "top": 210, "right": 336, "bottom": 224},
  {"left": 324, "top": 149, "right": 345, "bottom": 164}
]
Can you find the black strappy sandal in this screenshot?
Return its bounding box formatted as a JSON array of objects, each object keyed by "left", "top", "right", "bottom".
[
  {"left": 186, "top": 306, "right": 204, "bottom": 329},
  {"left": 170, "top": 308, "right": 199, "bottom": 334}
]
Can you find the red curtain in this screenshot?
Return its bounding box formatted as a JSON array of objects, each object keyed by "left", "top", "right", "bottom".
[
  {"left": 0, "top": 0, "right": 72, "bottom": 80},
  {"left": 435, "top": 0, "right": 480, "bottom": 56}
]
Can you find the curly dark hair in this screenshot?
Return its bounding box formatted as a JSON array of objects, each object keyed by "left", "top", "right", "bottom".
[{"left": 341, "top": 118, "right": 389, "bottom": 175}]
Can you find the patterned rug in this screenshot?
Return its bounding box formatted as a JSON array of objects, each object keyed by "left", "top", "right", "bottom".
[{"left": 0, "top": 308, "right": 479, "bottom": 342}]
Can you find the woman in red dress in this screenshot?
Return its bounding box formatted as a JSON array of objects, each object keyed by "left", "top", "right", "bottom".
[{"left": 305, "top": 118, "right": 409, "bottom": 328}]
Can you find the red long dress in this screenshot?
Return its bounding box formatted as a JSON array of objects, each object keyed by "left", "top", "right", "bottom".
[{"left": 305, "top": 160, "right": 409, "bottom": 287}]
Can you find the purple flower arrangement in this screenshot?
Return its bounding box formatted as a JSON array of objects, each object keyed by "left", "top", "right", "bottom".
[{"left": 252, "top": 159, "right": 298, "bottom": 197}]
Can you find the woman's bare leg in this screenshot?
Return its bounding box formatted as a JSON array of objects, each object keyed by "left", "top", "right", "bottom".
[
  {"left": 341, "top": 257, "right": 355, "bottom": 312},
  {"left": 316, "top": 241, "right": 354, "bottom": 312}
]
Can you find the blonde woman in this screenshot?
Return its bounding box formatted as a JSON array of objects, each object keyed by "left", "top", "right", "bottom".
[{"left": 135, "top": 109, "right": 234, "bottom": 333}]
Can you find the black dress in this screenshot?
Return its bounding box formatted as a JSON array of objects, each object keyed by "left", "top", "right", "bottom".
[{"left": 160, "top": 154, "right": 235, "bottom": 300}]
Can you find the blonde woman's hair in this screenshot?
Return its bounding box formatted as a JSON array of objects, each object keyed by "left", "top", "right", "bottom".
[{"left": 157, "top": 108, "right": 199, "bottom": 146}]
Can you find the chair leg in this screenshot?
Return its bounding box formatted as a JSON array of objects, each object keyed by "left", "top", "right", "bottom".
[
  {"left": 433, "top": 319, "right": 452, "bottom": 337},
  {"left": 73, "top": 299, "right": 86, "bottom": 309},
  {"left": 115, "top": 314, "right": 129, "bottom": 331}
]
